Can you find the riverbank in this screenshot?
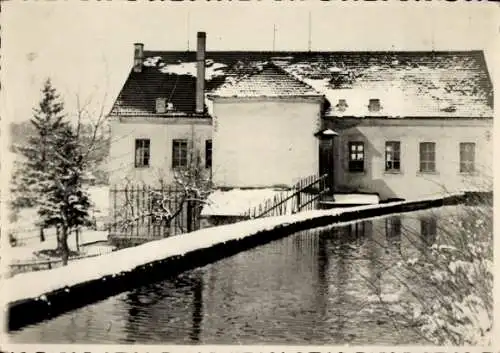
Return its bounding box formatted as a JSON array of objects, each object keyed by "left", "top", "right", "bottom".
[{"left": 5, "top": 192, "right": 472, "bottom": 330}]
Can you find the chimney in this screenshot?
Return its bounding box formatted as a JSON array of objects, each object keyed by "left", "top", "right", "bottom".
[
  {"left": 368, "top": 98, "right": 381, "bottom": 112},
  {"left": 196, "top": 32, "right": 206, "bottom": 114},
  {"left": 133, "top": 43, "right": 144, "bottom": 73}
]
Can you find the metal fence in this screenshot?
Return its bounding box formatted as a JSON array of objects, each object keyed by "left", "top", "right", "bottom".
[{"left": 109, "top": 185, "right": 202, "bottom": 247}]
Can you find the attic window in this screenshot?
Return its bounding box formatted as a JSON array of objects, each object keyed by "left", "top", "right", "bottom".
[
  {"left": 336, "top": 99, "right": 348, "bottom": 112},
  {"left": 368, "top": 98, "right": 381, "bottom": 113},
  {"left": 156, "top": 99, "right": 174, "bottom": 114},
  {"left": 156, "top": 98, "right": 167, "bottom": 114}
]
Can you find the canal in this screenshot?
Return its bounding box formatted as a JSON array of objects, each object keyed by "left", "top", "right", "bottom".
[{"left": 8, "top": 206, "right": 478, "bottom": 345}]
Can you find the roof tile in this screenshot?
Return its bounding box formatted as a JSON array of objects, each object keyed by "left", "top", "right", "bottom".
[{"left": 110, "top": 51, "right": 493, "bottom": 118}]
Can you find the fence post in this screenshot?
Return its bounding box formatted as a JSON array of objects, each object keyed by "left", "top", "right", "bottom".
[
  {"left": 296, "top": 189, "right": 301, "bottom": 213},
  {"left": 147, "top": 185, "right": 151, "bottom": 238},
  {"left": 75, "top": 227, "right": 80, "bottom": 252},
  {"left": 112, "top": 185, "right": 117, "bottom": 237},
  {"left": 135, "top": 185, "right": 140, "bottom": 239}
]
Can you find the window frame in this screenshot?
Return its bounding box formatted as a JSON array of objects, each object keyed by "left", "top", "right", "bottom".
[
  {"left": 348, "top": 141, "right": 365, "bottom": 173},
  {"left": 134, "top": 138, "right": 150, "bottom": 168},
  {"left": 419, "top": 142, "right": 436, "bottom": 173},
  {"left": 385, "top": 141, "right": 401, "bottom": 172},
  {"left": 459, "top": 142, "right": 475, "bottom": 173},
  {"left": 172, "top": 139, "right": 188, "bottom": 169}
]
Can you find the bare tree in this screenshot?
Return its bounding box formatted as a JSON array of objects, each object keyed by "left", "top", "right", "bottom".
[{"left": 114, "top": 147, "right": 213, "bottom": 240}]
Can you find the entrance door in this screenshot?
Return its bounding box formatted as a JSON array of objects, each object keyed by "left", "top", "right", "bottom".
[{"left": 319, "top": 138, "right": 335, "bottom": 192}]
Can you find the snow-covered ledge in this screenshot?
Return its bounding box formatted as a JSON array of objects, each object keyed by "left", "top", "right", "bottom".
[{"left": 4, "top": 192, "right": 467, "bottom": 330}]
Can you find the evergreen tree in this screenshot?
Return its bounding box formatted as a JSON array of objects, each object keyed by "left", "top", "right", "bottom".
[
  {"left": 39, "top": 124, "right": 92, "bottom": 264},
  {"left": 11, "top": 79, "right": 66, "bottom": 241}
]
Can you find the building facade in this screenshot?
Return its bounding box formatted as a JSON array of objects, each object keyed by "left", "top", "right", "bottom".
[
  {"left": 328, "top": 117, "right": 493, "bottom": 200},
  {"left": 108, "top": 31, "right": 493, "bottom": 201}
]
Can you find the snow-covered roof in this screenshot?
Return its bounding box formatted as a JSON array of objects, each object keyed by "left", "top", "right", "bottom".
[
  {"left": 109, "top": 51, "right": 493, "bottom": 118},
  {"left": 208, "top": 62, "right": 322, "bottom": 98}
]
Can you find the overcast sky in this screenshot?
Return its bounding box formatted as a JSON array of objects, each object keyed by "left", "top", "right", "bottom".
[{"left": 2, "top": 2, "right": 498, "bottom": 124}]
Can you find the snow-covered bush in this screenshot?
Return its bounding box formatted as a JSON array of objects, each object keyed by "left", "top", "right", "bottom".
[{"left": 369, "top": 197, "right": 493, "bottom": 345}]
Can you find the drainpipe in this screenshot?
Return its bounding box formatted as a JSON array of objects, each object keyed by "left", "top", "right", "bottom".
[{"left": 196, "top": 32, "right": 206, "bottom": 115}]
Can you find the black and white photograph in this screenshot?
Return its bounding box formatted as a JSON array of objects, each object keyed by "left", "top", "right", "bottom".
[{"left": 1, "top": 1, "right": 497, "bottom": 348}]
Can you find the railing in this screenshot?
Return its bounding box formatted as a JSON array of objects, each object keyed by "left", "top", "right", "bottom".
[
  {"left": 109, "top": 185, "right": 202, "bottom": 245},
  {"left": 244, "top": 174, "right": 329, "bottom": 219}
]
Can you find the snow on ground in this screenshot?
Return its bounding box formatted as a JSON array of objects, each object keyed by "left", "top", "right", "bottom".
[
  {"left": 4, "top": 185, "right": 110, "bottom": 264},
  {"left": 87, "top": 185, "right": 109, "bottom": 213},
  {"left": 201, "top": 188, "right": 292, "bottom": 217},
  {"left": 87, "top": 185, "right": 110, "bottom": 225},
  {"left": 6, "top": 230, "right": 109, "bottom": 264},
  {"left": 2, "top": 192, "right": 464, "bottom": 305},
  {"left": 330, "top": 193, "right": 380, "bottom": 205},
  {"left": 7, "top": 185, "right": 109, "bottom": 237}
]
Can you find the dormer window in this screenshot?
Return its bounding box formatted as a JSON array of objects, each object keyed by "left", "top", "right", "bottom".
[
  {"left": 336, "top": 99, "right": 348, "bottom": 112},
  {"left": 156, "top": 98, "right": 167, "bottom": 114},
  {"left": 368, "top": 98, "right": 381, "bottom": 113}
]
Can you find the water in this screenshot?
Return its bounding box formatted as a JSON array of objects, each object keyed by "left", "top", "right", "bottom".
[{"left": 8, "top": 206, "right": 472, "bottom": 344}]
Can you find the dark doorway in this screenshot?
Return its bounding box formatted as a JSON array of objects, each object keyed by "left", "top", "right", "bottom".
[{"left": 319, "top": 138, "right": 335, "bottom": 192}]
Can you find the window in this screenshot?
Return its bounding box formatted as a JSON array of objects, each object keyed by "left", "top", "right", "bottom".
[
  {"left": 385, "top": 141, "right": 401, "bottom": 171},
  {"left": 172, "top": 139, "right": 188, "bottom": 168},
  {"left": 419, "top": 142, "right": 436, "bottom": 173},
  {"left": 368, "top": 98, "right": 381, "bottom": 112},
  {"left": 205, "top": 139, "right": 212, "bottom": 168},
  {"left": 459, "top": 142, "right": 475, "bottom": 173},
  {"left": 135, "top": 139, "right": 150, "bottom": 168},
  {"left": 155, "top": 98, "right": 166, "bottom": 114},
  {"left": 348, "top": 221, "right": 366, "bottom": 239},
  {"left": 348, "top": 141, "right": 364, "bottom": 172}
]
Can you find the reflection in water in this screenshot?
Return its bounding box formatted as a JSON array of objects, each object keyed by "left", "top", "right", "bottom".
[
  {"left": 385, "top": 216, "right": 402, "bottom": 252},
  {"left": 10, "top": 207, "right": 465, "bottom": 345},
  {"left": 190, "top": 274, "right": 203, "bottom": 342},
  {"left": 420, "top": 216, "right": 437, "bottom": 246}
]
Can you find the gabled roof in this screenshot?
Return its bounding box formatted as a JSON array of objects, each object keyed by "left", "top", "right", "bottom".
[
  {"left": 109, "top": 50, "right": 493, "bottom": 118},
  {"left": 109, "top": 68, "right": 200, "bottom": 116},
  {"left": 208, "top": 62, "right": 322, "bottom": 98}
]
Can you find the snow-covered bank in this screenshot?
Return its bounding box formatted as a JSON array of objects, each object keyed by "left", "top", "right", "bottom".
[
  {"left": 326, "top": 193, "right": 380, "bottom": 205},
  {"left": 201, "top": 188, "right": 292, "bottom": 216},
  {"left": 4, "top": 192, "right": 465, "bottom": 311}
]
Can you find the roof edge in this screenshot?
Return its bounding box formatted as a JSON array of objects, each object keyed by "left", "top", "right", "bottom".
[{"left": 143, "top": 49, "right": 487, "bottom": 55}]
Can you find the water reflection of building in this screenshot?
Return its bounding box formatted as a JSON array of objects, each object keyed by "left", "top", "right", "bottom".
[
  {"left": 370, "top": 212, "right": 437, "bottom": 257},
  {"left": 385, "top": 216, "right": 402, "bottom": 251},
  {"left": 420, "top": 216, "right": 437, "bottom": 247},
  {"left": 199, "top": 228, "right": 330, "bottom": 343}
]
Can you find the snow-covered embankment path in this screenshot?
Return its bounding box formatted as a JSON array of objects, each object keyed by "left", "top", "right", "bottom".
[{"left": 4, "top": 192, "right": 465, "bottom": 330}]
